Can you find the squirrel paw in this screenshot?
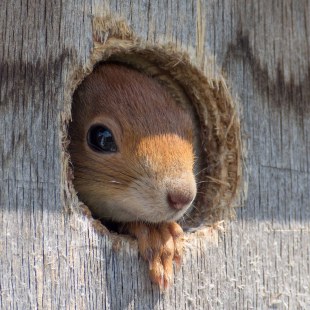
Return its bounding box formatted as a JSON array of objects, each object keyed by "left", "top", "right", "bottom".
[{"left": 126, "top": 222, "right": 184, "bottom": 290}]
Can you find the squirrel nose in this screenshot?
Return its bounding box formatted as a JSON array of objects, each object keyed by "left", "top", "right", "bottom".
[{"left": 167, "top": 191, "right": 194, "bottom": 210}]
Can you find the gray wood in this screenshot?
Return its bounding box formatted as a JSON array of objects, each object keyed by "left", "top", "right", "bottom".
[{"left": 1, "top": 0, "right": 309, "bottom": 309}]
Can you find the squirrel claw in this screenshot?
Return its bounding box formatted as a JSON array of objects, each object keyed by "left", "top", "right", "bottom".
[
  {"left": 125, "top": 221, "right": 184, "bottom": 290},
  {"left": 151, "top": 272, "right": 165, "bottom": 291}
]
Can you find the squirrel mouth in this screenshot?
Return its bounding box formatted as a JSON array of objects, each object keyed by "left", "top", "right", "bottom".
[{"left": 163, "top": 208, "right": 190, "bottom": 223}]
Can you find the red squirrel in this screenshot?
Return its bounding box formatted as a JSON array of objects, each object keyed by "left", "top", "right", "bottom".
[{"left": 69, "top": 63, "right": 197, "bottom": 289}]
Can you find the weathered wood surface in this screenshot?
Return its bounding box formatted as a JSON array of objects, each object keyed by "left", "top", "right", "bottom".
[{"left": 1, "top": 0, "right": 309, "bottom": 309}]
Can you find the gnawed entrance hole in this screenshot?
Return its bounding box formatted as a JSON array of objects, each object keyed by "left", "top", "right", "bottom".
[{"left": 63, "top": 17, "right": 242, "bottom": 238}]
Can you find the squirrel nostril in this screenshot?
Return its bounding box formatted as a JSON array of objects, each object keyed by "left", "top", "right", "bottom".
[{"left": 167, "top": 192, "right": 194, "bottom": 210}]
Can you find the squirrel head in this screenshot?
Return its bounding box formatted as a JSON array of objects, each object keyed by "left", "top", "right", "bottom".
[{"left": 69, "top": 63, "right": 197, "bottom": 223}]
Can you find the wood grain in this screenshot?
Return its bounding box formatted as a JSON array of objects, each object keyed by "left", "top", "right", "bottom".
[{"left": 0, "top": 0, "right": 309, "bottom": 308}]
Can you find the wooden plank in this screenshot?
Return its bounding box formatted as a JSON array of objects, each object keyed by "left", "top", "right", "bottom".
[{"left": 0, "top": 0, "right": 309, "bottom": 309}]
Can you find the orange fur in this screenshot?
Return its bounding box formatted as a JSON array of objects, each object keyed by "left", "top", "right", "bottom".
[
  {"left": 69, "top": 63, "right": 196, "bottom": 223},
  {"left": 69, "top": 63, "right": 197, "bottom": 288}
]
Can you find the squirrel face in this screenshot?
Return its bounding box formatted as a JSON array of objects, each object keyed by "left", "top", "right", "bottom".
[{"left": 69, "top": 63, "right": 197, "bottom": 223}]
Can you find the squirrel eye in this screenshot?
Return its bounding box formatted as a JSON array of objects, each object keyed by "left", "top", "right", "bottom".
[{"left": 87, "top": 125, "right": 118, "bottom": 153}]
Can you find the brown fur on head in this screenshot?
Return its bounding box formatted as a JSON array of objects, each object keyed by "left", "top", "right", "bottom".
[{"left": 69, "top": 63, "right": 197, "bottom": 223}]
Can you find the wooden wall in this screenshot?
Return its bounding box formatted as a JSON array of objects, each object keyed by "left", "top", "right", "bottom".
[{"left": 1, "top": 0, "right": 309, "bottom": 308}]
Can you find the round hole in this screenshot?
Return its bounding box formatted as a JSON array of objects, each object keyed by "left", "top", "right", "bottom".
[{"left": 64, "top": 17, "right": 243, "bottom": 235}]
